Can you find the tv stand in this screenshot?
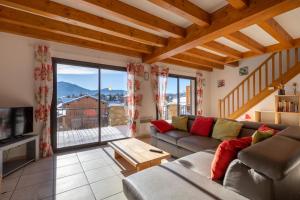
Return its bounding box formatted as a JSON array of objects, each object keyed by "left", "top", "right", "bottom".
[{"left": 0, "top": 134, "right": 39, "bottom": 180}]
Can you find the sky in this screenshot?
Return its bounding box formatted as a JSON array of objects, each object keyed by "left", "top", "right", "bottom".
[{"left": 57, "top": 64, "right": 191, "bottom": 93}]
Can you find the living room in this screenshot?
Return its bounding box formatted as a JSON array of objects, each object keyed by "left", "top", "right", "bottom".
[{"left": 0, "top": 0, "right": 300, "bottom": 200}]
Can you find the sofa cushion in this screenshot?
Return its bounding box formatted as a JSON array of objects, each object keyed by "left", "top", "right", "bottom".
[
  {"left": 151, "top": 120, "right": 174, "bottom": 133},
  {"left": 212, "top": 119, "right": 243, "bottom": 141},
  {"left": 251, "top": 130, "right": 273, "bottom": 145},
  {"left": 278, "top": 126, "right": 300, "bottom": 141},
  {"left": 174, "top": 151, "right": 215, "bottom": 178},
  {"left": 123, "top": 162, "right": 248, "bottom": 200},
  {"left": 172, "top": 116, "right": 188, "bottom": 131},
  {"left": 190, "top": 116, "right": 214, "bottom": 137},
  {"left": 157, "top": 130, "right": 190, "bottom": 145},
  {"left": 211, "top": 137, "right": 252, "bottom": 180},
  {"left": 238, "top": 135, "right": 300, "bottom": 180},
  {"left": 177, "top": 136, "right": 220, "bottom": 152}
]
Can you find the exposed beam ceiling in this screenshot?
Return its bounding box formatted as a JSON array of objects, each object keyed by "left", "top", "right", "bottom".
[
  {"left": 172, "top": 54, "right": 224, "bottom": 69},
  {"left": 226, "top": 31, "right": 265, "bottom": 54},
  {"left": 0, "top": 20, "right": 141, "bottom": 57},
  {"left": 161, "top": 58, "right": 213, "bottom": 71},
  {"left": 143, "top": 0, "right": 300, "bottom": 63},
  {"left": 148, "top": 0, "right": 210, "bottom": 26},
  {"left": 79, "top": 0, "right": 185, "bottom": 38},
  {"left": 183, "top": 48, "right": 226, "bottom": 65},
  {"left": 227, "top": 0, "right": 248, "bottom": 9},
  {"left": 0, "top": 0, "right": 167, "bottom": 47},
  {"left": 202, "top": 41, "right": 242, "bottom": 59},
  {"left": 258, "top": 18, "right": 294, "bottom": 48},
  {"left": 0, "top": 6, "right": 152, "bottom": 54}
]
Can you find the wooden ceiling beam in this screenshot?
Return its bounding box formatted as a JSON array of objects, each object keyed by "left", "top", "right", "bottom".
[
  {"left": 0, "top": 0, "right": 167, "bottom": 47},
  {"left": 0, "top": 6, "right": 153, "bottom": 54},
  {"left": 201, "top": 41, "right": 242, "bottom": 59},
  {"left": 258, "top": 18, "right": 294, "bottom": 48},
  {"left": 148, "top": 0, "right": 210, "bottom": 26},
  {"left": 183, "top": 48, "right": 226, "bottom": 65},
  {"left": 227, "top": 0, "right": 248, "bottom": 9},
  {"left": 172, "top": 54, "right": 224, "bottom": 69},
  {"left": 143, "top": 0, "right": 300, "bottom": 63},
  {"left": 161, "top": 58, "right": 213, "bottom": 71},
  {"left": 79, "top": 0, "right": 185, "bottom": 38},
  {"left": 226, "top": 31, "right": 265, "bottom": 54},
  {"left": 0, "top": 21, "right": 141, "bottom": 57}
]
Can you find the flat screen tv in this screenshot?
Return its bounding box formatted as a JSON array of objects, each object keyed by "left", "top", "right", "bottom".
[{"left": 0, "top": 107, "right": 33, "bottom": 141}]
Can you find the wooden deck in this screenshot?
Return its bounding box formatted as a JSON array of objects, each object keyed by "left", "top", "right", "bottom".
[{"left": 57, "top": 125, "right": 129, "bottom": 148}]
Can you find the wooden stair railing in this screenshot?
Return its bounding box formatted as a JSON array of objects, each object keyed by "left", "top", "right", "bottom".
[{"left": 219, "top": 48, "right": 300, "bottom": 119}]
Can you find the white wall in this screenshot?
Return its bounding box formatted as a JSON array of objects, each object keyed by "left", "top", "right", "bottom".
[{"left": 0, "top": 32, "right": 210, "bottom": 136}]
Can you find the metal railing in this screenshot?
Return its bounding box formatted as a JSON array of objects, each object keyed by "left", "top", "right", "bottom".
[{"left": 162, "top": 104, "right": 192, "bottom": 120}]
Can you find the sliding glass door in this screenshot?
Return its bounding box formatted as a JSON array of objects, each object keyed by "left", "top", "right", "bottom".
[
  {"left": 163, "top": 75, "right": 196, "bottom": 120},
  {"left": 53, "top": 59, "right": 129, "bottom": 150}
]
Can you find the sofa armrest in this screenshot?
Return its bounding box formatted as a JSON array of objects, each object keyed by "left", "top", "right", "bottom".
[
  {"left": 238, "top": 135, "right": 300, "bottom": 180},
  {"left": 149, "top": 125, "right": 158, "bottom": 138},
  {"left": 224, "top": 159, "right": 273, "bottom": 200}
]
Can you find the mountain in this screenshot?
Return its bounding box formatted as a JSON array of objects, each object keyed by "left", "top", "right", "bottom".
[{"left": 57, "top": 81, "right": 126, "bottom": 98}]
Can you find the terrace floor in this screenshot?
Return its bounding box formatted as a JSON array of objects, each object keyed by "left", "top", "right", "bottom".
[{"left": 57, "top": 125, "right": 129, "bottom": 148}]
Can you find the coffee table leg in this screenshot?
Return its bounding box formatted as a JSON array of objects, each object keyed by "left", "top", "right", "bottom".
[{"left": 114, "top": 151, "right": 122, "bottom": 159}]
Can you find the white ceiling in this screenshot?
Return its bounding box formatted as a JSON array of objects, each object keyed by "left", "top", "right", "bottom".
[{"left": 50, "top": 0, "right": 300, "bottom": 57}]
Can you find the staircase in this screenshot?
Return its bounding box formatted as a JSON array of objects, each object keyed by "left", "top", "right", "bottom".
[{"left": 218, "top": 47, "right": 300, "bottom": 119}]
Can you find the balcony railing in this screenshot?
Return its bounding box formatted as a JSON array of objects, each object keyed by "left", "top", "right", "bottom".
[{"left": 162, "top": 104, "right": 192, "bottom": 120}]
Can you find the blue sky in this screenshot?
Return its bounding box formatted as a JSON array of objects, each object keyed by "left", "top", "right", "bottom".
[{"left": 57, "top": 64, "right": 191, "bottom": 93}]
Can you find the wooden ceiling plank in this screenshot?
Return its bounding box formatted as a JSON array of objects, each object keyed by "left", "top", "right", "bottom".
[
  {"left": 227, "top": 0, "right": 248, "bottom": 9},
  {"left": 258, "top": 18, "right": 294, "bottom": 48},
  {"left": 201, "top": 41, "right": 242, "bottom": 59},
  {"left": 226, "top": 31, "right": 265, "bottom": 54},
  {"left": 79, "top": 0, "right": 185, "bottom": 38},
  {"left": 183, "top": 48, "right": 226, "bottom": 64},
  {"left": 0, "top": 21, "right": 141, "bottom": 57},
  {"left": 0, "top": 6, "right": 153, "bottom": 54},
  {"left": 161, "top": 58, "right": 213, "bottom": 71},
  {"left": 143, "top": 0, "right": 300, "bottom": 63},
  {"left": 148, "top": 0, "right": 210, "bottom": 26},
  {"left": 172, "top": 54, "right": 224, "bottom": 69},
  {"left": 0, "top": 0, "right": 167, "bottom": 47}
]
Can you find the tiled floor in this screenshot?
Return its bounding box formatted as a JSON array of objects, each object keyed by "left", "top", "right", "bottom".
[{"left": 1, "top": 145, "right": 138, "bottom": 200}]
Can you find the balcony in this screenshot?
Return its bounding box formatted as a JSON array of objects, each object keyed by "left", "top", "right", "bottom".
[{"left": 57, "top": 106, "right": 129, "bottom": 148}]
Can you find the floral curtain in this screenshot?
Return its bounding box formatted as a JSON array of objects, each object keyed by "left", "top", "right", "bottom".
[
  {"left": 126, "top": 63, "right": 144, "bottom": 137},
  {"left": 150, "top": 65, "right": 169, "bottom": 119},
  {"left": 34, "top": 45, "right": 53, "bottom": 157},
  {"left": 196, "top": 72, "right": 205, "bottom": 116}
]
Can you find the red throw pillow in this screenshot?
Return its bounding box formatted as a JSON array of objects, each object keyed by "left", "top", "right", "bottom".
[
  {"left": 151, "top": 120, "right": 174, "bottom": 133},
  {"left": 190, "top": 116, "right": 214, "bottom": 137},
  {"left": 211, "top": 137, "right": 252, "bottom": 180},
  {"left": 258, "top": 124, "right": 277, "bottom": 135}
]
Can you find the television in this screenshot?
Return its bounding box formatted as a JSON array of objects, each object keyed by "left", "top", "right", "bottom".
[{"left": 0, "top": 107, "right": 33, "bottom": 141}]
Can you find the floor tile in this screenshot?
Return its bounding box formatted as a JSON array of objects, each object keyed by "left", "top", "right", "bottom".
[
  {"left": 85, "top": 166, "right": 117, "bottom": 183},
  {"left": 0, "top": 191, "right": 12, "bottom": 200},
  {"left": 55, "top": 173, "right": 88, "bottom": 194},
  {"left": 22, "top": 157, "right": 53, "bottom": 175},
  {"left": 17, "top": 170, "right": 53, "bottom": 189},
  {"left": 11, "top": 180, "right": 54, "bottom": 200},
  {"left": 81, "top": 158, "right": 109, "bottom": 171},
  {"left": 55, "top": 156, "right": 79, "bottom": 168},
  {"left": 90, "top": 176, "right": 123, "bottom": 200},
  {"left": 104, "top": 192, "right": 127, "bottom": 200},
  {"left": 54, "top": 185, "right": 95, "bottom": 200},
  {"left": 5, "top": 168, "right": 24, "bottom": 180},
  {"left": 55, "top": 163, "right": 83, "bottom": 179},
  {"left": 1, "top": 177, "right": 19, "bottom": 193},
  {"left": 55, "top": 152, "right": 77, "bottom": 160},
  {"left": 78, "top": 152, "right": 103, "bottom": 162}
]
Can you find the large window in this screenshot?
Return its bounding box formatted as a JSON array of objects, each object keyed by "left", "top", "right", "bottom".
[
  {"left": 52, "top": 59, "right": 129, "bottom": 151},
  {"left": 163, "top": 75, "right": 196, "bottom": 120}
]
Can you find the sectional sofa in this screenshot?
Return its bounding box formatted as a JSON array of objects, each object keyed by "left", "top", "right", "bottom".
[{"left": 123, "top": 116, "right": 300, "bottom": 200}]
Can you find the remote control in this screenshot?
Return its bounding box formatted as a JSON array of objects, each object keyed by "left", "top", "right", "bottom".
[{"left": 149, "top": 149, "right": 163, "bottom": 153}]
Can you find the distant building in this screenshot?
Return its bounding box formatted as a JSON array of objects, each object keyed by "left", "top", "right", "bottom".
[{"left": 57, "top": 95, "right": 108, "bottom": 130}]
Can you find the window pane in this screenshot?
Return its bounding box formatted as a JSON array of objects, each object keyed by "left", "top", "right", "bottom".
[
  {"left": 56, "top": 64, "right": 99, "bottom": 148},
  {"left": 179, "top": 78, "right": 192, "bottom": 115},
  {"left": 100, "top": 69, "right": 129, "bottom": 142},
  {"left": 165, "top": 77, "right": 178, "bottom": 120}
]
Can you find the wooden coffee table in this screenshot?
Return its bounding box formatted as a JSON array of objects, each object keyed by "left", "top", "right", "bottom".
[{"left": 108, "top": 138, "right": 170, "bottom": 171}]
